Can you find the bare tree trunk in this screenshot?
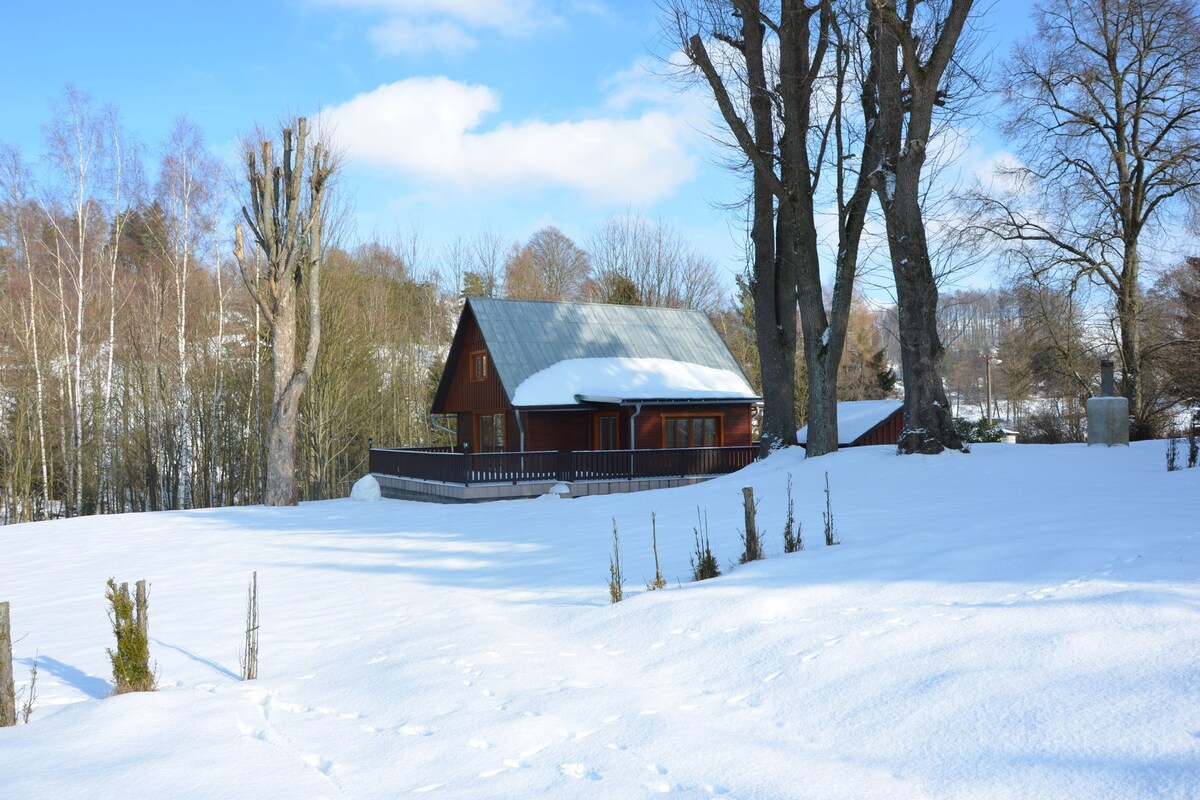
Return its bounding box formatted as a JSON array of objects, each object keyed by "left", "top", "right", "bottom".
[
  {"left": 869, "top": 0, "right": 971, "bottom": 454},
  {"left": 0, "top": 602, "right": 14, "bottom": 727},
  {"left": 234, "top": 118, "right": 336, "bottom": 506}
]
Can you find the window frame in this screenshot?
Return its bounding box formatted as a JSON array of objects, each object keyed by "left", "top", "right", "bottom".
[
  {"left": 594, "top": 412, "right": 620, "bottom": 450},
  {"left": 660, "top": 413, "right": 724, "bottom": 449},
  {"left": 470, "top": 349, "right": 489, "bottom": 382}
]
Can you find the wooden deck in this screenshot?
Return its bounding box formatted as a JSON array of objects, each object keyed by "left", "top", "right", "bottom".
[{"left": 368, "top": 445, "right": 758, "bottom": 502}]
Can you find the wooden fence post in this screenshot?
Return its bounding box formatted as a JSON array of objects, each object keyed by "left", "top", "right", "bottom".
[
  {"left": 742, "top": 486, "right": 761, "bottom": 562},
  {"left": 1, "top": 602, "right": 15, "bottom": 727},
  {"left": 135, "top": 580, "right": 148, "bottom": 638}
]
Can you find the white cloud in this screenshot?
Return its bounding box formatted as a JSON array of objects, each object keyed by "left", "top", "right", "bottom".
[
  {"left": 368, "top": 19, "right": 479, "bottom": 55},
  {"left": 315, "top": 0, "right": 546, "bottom": 55},
  {"left": 320, "top": 77, "right": 699, "bottom": 203}
]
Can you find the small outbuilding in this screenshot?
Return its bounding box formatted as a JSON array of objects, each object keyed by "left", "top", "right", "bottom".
[{"left": 796, "top": 399, "right": 905, "bottom": 448}]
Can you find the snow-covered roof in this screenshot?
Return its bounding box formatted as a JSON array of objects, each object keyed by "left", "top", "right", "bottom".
[
  {"left": 796, "top": 399, "right": 904, "bottom": 445},
  {"left": 511, "top": 357, "right": 758, "bottom": 407}
]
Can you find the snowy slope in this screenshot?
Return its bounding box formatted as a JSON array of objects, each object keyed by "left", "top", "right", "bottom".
[{"left": 1, "top": 443, "right": 1198, "bottom": 798}]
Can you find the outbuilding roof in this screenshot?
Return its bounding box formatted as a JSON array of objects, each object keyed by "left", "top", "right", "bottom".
[{"left": 433, "top": 297, "right": 759, "bottom": 409}]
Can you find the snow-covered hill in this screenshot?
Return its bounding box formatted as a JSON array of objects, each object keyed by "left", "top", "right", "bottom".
[{"left": 1, "top": 443, "right": 1197, "bottom": 798}]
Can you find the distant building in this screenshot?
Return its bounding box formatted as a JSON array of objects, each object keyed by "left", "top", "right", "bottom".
[{"left": 797, "top": 400, "right": 904, "bottom": 448}]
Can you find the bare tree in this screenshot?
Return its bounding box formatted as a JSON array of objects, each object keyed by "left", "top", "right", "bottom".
[
  {"left": 233, "top": 118, "right": 338, "bottom": 507},
  {"left": 970, "top": 0, "right": 1200, "bottom": 437},
  {"left": 868, "top": 0, "right": 974, "bottom": 453},
  {"left": 671, "top": 0, "right": 880, "bottom": 455},
  {"left": 154, "top": 118, "right": 219, "bottom": 508},
  {"left": 503, "top": 226, "right": 590, "bottom": 300},
  {"left": 586, "top": 213, "right": 722, "bottom": 313}
]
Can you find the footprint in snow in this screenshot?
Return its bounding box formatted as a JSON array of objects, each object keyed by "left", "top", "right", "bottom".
[
  {"left": 560, "top": 763, "right": 601, "bottom": 780},
  {"left": 401, "top": 724, "right": 433, "bottom": 736},
  {"left": 301, "top": 753, "right": 334, "bottom": 775}
]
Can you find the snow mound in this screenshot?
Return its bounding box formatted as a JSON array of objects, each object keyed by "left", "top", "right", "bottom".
[
  {"left": 511, "top": 357, "right": 757, "bottom": 407},
  {"left": 350, "top": 474, "right": 381, "bottom": 501}
]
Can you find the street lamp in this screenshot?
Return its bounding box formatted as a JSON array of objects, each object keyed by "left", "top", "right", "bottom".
[{"left": 982, "top": 350, "right": 1003, "bottom": 426}]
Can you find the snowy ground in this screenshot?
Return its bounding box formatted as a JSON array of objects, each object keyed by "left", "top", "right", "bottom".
[{"left": 1, "top": 442, "right": 1198, "bottom": 798}]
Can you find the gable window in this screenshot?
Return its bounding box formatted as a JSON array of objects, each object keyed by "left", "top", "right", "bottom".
[
  {"left": 471, "top": 350, "right": 488, "bottom": 382},
  {"left": 663, "top": 415, "right": 721, "bottom": 448},
  {"left": 478, "top": 413, "right": 505, "bottom": 452}
]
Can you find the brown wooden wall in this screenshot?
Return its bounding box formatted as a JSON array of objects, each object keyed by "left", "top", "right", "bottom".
[
  {"left": 633, "top": 404, "right": 754, "bottom": 449},
  {"left": 507, "top": 404, "right": 755, "bottom": 452},
  {"left": 441, "top": 311, "right": 509, "bottom": 416},
  {"left": 853, "top": 408, "right": 905, "bottom": 446}
]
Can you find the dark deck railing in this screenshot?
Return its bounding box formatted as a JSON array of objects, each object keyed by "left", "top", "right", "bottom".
[{"left": 369, "top": 446, "right": 758, "bottom": 485}]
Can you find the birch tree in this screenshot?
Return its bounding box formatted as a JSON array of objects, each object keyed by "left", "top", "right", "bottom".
[{"left": 233, "top": 117, "right": 338, "bottom": 507}]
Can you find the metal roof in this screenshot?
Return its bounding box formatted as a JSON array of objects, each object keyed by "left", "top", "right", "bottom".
[{"left": 465, "top": 297, "right": 755, "bottom": 406}]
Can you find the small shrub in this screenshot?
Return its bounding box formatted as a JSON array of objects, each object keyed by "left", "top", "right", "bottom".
[
  {"left": 955, "top": 417, "right": 1004, "bottom": 444},
  {"left": 690, "top": 508, "right": 720, "bottom": 581},
  {"left": 782, "top": 473, "right": 802, "bottom": 553},
  {"left": 823, "top": 472, "right": 839, "bottom": 546},
  {"left": 608, "top": 518, "right": 624, "bottom": 604},
  {"left": 240, "top": 571, "right": 259, "bottom": 681},
  {"left": 647, "top": 513, "right": 666, "bottom": 590},
  {"left": 19, "top": 656, "right": 37, "bottom": 723},
  {"left": 1167, "top": 434, "right": 1181, "bottom": 472},
  {"left": 106, "top": 579, "right": 155, "bottom": 694}
]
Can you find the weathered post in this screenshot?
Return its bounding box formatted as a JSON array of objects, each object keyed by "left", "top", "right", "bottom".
[
  {"left": 742, "top": 486, "right": 762, "bottom": 562},
  {"left": 1087, "top": 359, "right": 1130, "bottom": 446},
  {"left": 134, "top": 580, "right": 148, "bottom": 638},
  {"left": 1, "top": 602, "right": 16, "bottom": 727}
]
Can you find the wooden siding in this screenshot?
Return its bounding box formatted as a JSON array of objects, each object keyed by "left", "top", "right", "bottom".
[
  {"left": 522, "top": 409, "right": 593, "bottom": 452},
  {"left": 634, "top": 404, "right": 754, "bottom": 450},
  {"left": 852, "top": 407, "right": 904, "bottom": 446},
  {"left": 440, "top": 310, "right": 509, "bottom": 415}
]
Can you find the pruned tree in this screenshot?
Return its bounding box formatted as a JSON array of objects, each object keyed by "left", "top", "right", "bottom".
[
  {"left": 971, "top": 0, "right": 1200, "bottom": 437},
  {"left": 233, "top": 117, "right": 338, "bottom": 507},
  {"left": 669, "top": 0, "right": 881, "bottom": 456},
  {"left": 867, "top": 0, "right": 974, "bottom": 453}
]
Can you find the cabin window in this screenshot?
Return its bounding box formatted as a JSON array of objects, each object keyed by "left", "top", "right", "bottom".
[
  {"left": 595, "top": 413, "right": 619, "bottom": 450},
  {"left": 478, "top": 413, "right": 505, "bottom": 452},
  {"left": 663, "top": 415, "right": 720, "bottom": 448},
  {"left": 470, "top": 350, "right": 488, "bottom": 382}
]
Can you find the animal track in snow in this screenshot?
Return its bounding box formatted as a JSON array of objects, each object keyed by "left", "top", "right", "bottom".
[{"left": 560, "top": 762, "right": 600, "bottom": 780}]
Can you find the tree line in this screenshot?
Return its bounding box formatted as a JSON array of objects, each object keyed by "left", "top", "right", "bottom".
[
  {"left": 669, "top": 0, "right": 1200, "bottom": 454},
  {"left": 0, "top": 88, "right": 897, "bottom": 521}
]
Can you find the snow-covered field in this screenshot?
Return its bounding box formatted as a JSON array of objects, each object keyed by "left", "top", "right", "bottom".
[{"left": 1, "top": 443, "right": 1197, "bottom": 798}]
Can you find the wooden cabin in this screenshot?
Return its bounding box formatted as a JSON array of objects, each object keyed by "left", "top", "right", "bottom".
[{"left": 430, "top": 297, "right": 761, "bottom": 454}]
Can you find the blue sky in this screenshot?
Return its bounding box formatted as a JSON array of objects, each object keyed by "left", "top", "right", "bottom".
[{"left": 2, "top": 0, "right": 1039, "bottom": 293}]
